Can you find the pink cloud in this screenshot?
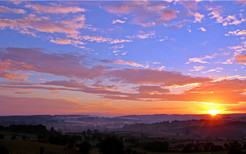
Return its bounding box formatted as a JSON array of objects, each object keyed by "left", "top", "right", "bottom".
[
  {"left": 0, "top": 59, "right": 36, "bottom": 81},
  {"left": 0, "top": 48, "right": 106, "bottom": 79},
  {"left": 25, "top": 3, "right": 85, "bottom": 14},
  {"left": 81, "top": 35, "right": 132, "bottom": 44},
  {"left": 102, "top": 59, "right": 147, "bottom": 68},
  {"left": 105, "top": 1, "right": 177, "bottom": 27},
  {"left": 107, "top": 68, "right": 210, "bottom": 86},
  {"left": 180, "top": 1, "right": 198, "bottom": 10},
  {"left": 159, "top": 10, "right": 177, "bottom": 21},
  {"left": 0, "top": 6, "right": 26, "bottom": 14},
  {"left": 0, "top": 14, "right": 86, "bottom": 35},
  {"left": 0, "top": 95, "right": 82, "bottom": 115},
  {"left": 137, "top": 85, "right": 170, "bottom": 94}
]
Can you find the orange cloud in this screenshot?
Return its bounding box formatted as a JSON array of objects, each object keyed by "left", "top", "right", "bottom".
[
  {"left": 236, "top": 54, "right": 246, "bottom": 65},
  {"left": 0, "top": 59, "right": 36, "bottom": 81}
]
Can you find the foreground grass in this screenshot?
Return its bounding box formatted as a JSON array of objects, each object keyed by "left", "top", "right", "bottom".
[{"left": 0, "top": 139, "right": 78, "bottom": 154}]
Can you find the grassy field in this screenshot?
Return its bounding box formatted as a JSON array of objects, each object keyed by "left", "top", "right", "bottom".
[{"left": 0, "top": 139, "right": 78, "bottom": 154}]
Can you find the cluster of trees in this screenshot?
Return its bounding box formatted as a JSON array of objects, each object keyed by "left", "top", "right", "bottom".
[
  {"left": 140, "top": 141, "right": 169, "bottom": 152},
  {"left": 2, "top": 124, "right": 246, "bottom": 154},
  {"left": 174, "top": 141, "right": 246, "bottom": 153}
]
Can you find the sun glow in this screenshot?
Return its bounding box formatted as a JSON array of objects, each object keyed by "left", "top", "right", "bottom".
[{"left": 208, "top": 109, "right": 220, "bottom": 116}]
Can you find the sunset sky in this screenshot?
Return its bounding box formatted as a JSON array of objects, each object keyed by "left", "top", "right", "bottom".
[{"left": 0, "top": 0, "right": 246, "bottom": 116}]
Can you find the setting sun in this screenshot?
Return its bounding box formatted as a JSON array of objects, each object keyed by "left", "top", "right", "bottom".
[{"left": 208, "top": 110, "right": 220, "bottom": 116}]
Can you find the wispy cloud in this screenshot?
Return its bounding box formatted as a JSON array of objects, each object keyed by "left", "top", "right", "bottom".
[
  {"left": 190, "top": 66, "right": 205, "bottom": 72},
  {"left": 25, "top": 3, "right": 86, "bottom": 14},
  {"left": 112, "top": 19, "right": 126, "bottom": 24},
  {"left": 0, "top": 6, "right": 26, "bottom": 14},
  {"left": 102, "top": 59, "right": 148, "bottom": 68},
  {"left": 186, "top": 54, "right": 218, "bottom": 64},
  {"left": 202, "top": 67, "right": 223, "bottom": 74}
]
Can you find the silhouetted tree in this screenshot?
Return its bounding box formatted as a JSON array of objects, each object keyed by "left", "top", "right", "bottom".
[
  {"left": 0, "top": 134, "right": 4, "bottom": 139},
  {"left": 76, "top": 141, "right": 92, "bottom": 154},
  {"left": 228, "top": 141, "right": 242, "bottom": 154},
  {"left": 141, "top": 141, "right": 169, "bottom": 152},
  {"left": 0, "top": 145, "right": 9, "bottom": 154},
  {"left": 99, "top": 136, "right": 124, "bottom": 154},
  {"left": 182, "top": 143, "right": 195, "bottom": 153},
  {"left": 11, "top": 134, "right": 16, "bottom": 140},
  {"left": 40, "top": 147, "right": 44, "bottom": 154},
  {"left": 22, "top": 135, "right": 26, "bottom": 141}
]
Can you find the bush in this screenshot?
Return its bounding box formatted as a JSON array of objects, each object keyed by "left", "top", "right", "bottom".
[
  {"left": 99, "top": 136, "right": 124, "bottom": 154},
  {"left": 141, "top": 141, "right": 169, "bottom": 152},
  {"left": 0, "top": 145, "right": 9, "bottom": 154},
  {"left": 0, "top": 134, "right": 4, "bottom": 139},
  {"left": 76, "top": 141, "right": 91, "bottom": 154}
]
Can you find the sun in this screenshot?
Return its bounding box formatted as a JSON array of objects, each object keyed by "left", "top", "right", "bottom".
[{"left": 208, "top": 109, "right": 219, "bottom": 116}]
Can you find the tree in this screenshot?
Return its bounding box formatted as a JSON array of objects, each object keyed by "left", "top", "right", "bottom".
[
  {"left": 141, "top": 141, "right": 169, "bottom": 152},
  {"left": 99, "top": 136, "right": 124, "bottom": 154},
  {"left": 76, "top": 141, "right": 91, "bottom": 154},
  {"left": 0, "top": 145, "right": 9, "bottom": 154}
]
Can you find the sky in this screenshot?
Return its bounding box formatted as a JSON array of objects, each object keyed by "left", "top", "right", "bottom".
[{"left": 0, "top": 0, "right": 246, "bottom": 116}]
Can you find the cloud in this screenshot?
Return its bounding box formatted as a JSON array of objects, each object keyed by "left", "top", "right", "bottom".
[
  {"left": 227, "top": 29, "right": 246, "bottom": 36},
  {"left": 236, "top": 54, "right": 246, "bottom": 65},
  {"left": 25, "top": 3, "right": 86, "bottom": 14},
  {"left": 81, "top": 35, "right": 132, "bottom": 44},
  {"left": 208, "top": 6, "right": 245, "bottom": 26},
  {"left": 102, "top": 59, "right": 147, "bottom": 68},
  {"left": 0, "top": 95, "right": 82, "bottom": 115},
  {"left": 50, "top": 38, "right": 85, "bottom": 48},
  {"left": 0, "top": 6, "right": 26, "bottom": 14},
  {"left": 0, "top": 48, "right": 106, "bottom": 80},
  {"left": 0, "top": 59, "right": 36, "bottom": 81},
  {"left": 137, "top": 85, "right": 170, "bottom": 95},
  {"left": 202, "top": 67, "right": 223, "bottom": 74},
  {"left": 0, "top": 14, "right": 86, "bottom": 35},
  {"left": 15, "top": 91, "right": 33, "bottom": 94},
  {"left": 158, "top": 10, "right": 177, "bottom": 21},
  {"left": 50, "top": 38, "right": 72, "bottom": 45},
  {"left": 186, "top": 54, "right": 218, "bottom": 64},
  {"left": 107, "top": 68, "right": 210, "bottom": 86},
  {"left": 237, "top": 0, "right": 246, "bottom": 3},
  {"left": 190, "top": 66, "right": 205, "bottom": 71},
  {"left": 208, "top": 6, "right": 223, "bottom": 23},
  {"left": 112, "top": 19, "right": 126, "bottom": 24},
  {"left": 189, "top": 79, "right": 246, "bottom": 94},
  {"left": 126, "top": 31, "right": 156, "bottom": 40},
  {"left": 198, "top": 27, "right": 206, "bottom": 32},
  {"left": 103, "top": 78, "right": 246, "bottom": 104},
  {"left": 180, "top": 1, "right": 198, "bottom": 10},
  {"left": 105, "top": 1, "right": 177, "bottom": 27},
  {"left": 225, "top": 41, "right": 246, "bottom": 64},
  {"left": 193, "top": 12, "right": 204, "bottom": 23}
]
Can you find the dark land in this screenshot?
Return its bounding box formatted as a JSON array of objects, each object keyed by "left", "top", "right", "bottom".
[{"left": 1, "top": 114, "right": 246, "bottom": 154}]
